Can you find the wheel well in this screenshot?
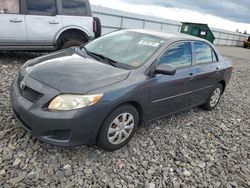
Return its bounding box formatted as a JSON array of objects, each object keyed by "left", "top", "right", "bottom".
[
  {"left": 95, "top": 101, "right": 144, "bottom": 143},
  {"left": 56, "top": 29, "right": 89, "bottom": 49},
  {"left": 111, "top": 101, "right": 144, "bottom": 127},
  {"left": 219, "top": 80, "right": 226, "bottom": 94},
  {"left": 126, "top": 101, "right": 144, "bottom": 126}
]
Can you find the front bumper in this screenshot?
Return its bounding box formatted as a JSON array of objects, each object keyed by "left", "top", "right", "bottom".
[{"left": 10, "top": 73, "right": 108, "bottom": 147}]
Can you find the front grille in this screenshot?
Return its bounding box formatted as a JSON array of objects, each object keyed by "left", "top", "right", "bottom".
[
  {"left": 17, "top": 73, "right": 44, "bottom": 103},
  {"left": 19, "top": 86, "right": 44, "bottom": 103}
]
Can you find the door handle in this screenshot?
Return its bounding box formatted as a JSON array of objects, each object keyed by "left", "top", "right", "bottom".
[
  {"left": 9, "top": 19, "right": 22, "bottom": 23},
  {"left": 189, "top": 73, "right": 194, "bottom": 80},
  {"left": 49, "top": 21, "right": 60, "bottom": 24},
  {"left": 215, "top": 67, "right": 221, "bottom": 74}
]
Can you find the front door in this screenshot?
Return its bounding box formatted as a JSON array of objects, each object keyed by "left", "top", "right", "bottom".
[
  {"left": 25, "top": 0, "right": 62, "bottom": 45},
  {"left": 149, "top": 42, "right": 193, "bottom": 119},
  {"left": 0, "top": 0, "right": 27, "bottom": 44}
]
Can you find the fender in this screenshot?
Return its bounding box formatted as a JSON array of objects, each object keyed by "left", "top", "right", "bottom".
[{"left": 54, "top": 26, "right": 92, "bottom": 44}]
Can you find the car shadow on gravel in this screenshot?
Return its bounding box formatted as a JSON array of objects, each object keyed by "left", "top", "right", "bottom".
[
  {"left": 0, "top": 51, "right": 47, "bottom": 64},
  {"left": 24, "top": 106, "right": 204, "bottom": 154}
]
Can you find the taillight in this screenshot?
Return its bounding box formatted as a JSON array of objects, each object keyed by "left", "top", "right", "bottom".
[{"left": 93, "top": 20, "right": 97, "bottom": 33}]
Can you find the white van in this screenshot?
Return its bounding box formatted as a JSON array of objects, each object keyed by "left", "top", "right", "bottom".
[{"left": 0, "top": 0, "right": 101, "bottom": 50}]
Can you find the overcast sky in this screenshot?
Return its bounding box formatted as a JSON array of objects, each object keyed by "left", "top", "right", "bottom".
[{"left": 90, "top": 0, "right": 250, "bottom": 33}]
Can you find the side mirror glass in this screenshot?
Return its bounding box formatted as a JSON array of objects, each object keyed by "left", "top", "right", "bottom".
[{"left": 154, "top": 64, "right": 176, "bottom": 75}]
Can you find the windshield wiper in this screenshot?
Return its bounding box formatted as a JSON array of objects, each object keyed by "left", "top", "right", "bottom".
[
  {"left": 82, "top": 47, "right": 118, "bottom": 67},
  {"left": 92, "top": 53, "right": 118, "bottom": 67}
]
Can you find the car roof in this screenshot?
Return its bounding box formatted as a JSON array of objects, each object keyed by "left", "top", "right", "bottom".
[{"left": 125, "top": 29, "right": 209, "bottom": 43}]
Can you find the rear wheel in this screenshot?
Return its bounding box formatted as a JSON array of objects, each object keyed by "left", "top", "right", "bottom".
[
  {"left": 57, "top": 31, "right": 89, "bottom": 50},
  {"left": 98, "top": 105, "right": 139, "bottom": 151},
  {"left": 243, "top": 44, "right": 248, "bottom": 48},
  {"left": 202, "top": 84, "right": 223, "bottom": 111}
]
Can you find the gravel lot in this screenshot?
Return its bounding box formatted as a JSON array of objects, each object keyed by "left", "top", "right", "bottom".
[{"left": 0, "top": 48, "right": 250, "bottom": 188}]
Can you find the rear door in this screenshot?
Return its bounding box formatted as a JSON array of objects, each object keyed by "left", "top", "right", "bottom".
[
  {"left": 60, "top": 0, "right": 94, "bottom": 38},
  {"left": 188, "top": 41, "right": 223, "bottom": 106},
  {"left": 0, "top": 0, "right": 27, "bottom": 44},
  {"left": 149, "top": 42, "right": 193, "bottom": 119},
  {"left": 25, "top": 0, "right": 62, "bottom": 45}
]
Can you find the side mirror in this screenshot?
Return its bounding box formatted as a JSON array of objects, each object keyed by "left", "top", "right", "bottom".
[{"left": 154, "top": 64, "right": 176, "bottom": 75}]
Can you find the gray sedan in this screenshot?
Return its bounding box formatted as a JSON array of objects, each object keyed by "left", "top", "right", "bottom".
[{"left": 10, "top": 29, "right": 233, "bottom": 150}]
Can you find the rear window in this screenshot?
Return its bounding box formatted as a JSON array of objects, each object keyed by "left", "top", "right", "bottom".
[
  {"left": 0, "top": 0, "right": 19, "bottom": 14},
  {"left": 194, "top": 42, "right": 217, "bottom": 64},
  {"left": 62, "top": 0, "right": 87, "bottom": 16},
  {"left": 26, "top": 0, "right": 56, "bottom": 16}
]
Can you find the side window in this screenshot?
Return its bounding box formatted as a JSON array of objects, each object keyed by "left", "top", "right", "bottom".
[
  {"left": 26, "top": 0, "right": 56, "bottom": 16},
  {"left": 194, "top": 42, "right": 217, "bottom": 64},
  {"left": 0, "top": 0, "right": 19, "bottom": 14},
  {"left": 62, "top": 0, "right": 87, "bottom": 16},
  {"left": 158, "top": 42, "right": 192, "bottom": 68}
]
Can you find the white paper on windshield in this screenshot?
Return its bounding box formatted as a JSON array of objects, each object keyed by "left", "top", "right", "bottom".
[{"left": 138, "top": 40, "right": 160, "bottom": 47}]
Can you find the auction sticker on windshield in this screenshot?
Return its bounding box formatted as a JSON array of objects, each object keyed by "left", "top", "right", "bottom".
[{"left": 138, "top": 40, "right": 161, "bottom": 47}]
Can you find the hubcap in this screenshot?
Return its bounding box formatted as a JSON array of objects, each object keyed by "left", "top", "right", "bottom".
[
  {"left": 210, "top": 88, "right": 221, "bottom": 107},
  {"left": 108, "top": 113, "right": 134, "bottom": 145}
]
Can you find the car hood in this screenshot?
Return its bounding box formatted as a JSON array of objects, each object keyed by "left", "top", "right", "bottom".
[{"left": 24, "top": 49, "right": 130, "bottom": 93}]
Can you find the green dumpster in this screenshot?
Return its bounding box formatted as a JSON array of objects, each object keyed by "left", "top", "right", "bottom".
[{"left": 181, "top": 22, "right": 215, "bottom": 43}]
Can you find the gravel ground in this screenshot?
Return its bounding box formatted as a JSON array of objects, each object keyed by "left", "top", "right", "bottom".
[
  {"left": 0, "top": 49, "right": 250, "bottom": 188},
  {"left": 217, "top": 47, "right": 250, "bottom": 60}
]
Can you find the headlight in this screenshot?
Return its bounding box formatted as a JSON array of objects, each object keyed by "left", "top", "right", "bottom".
[{"left": 48, "top": 94, "right": 103, "bottom": 111}]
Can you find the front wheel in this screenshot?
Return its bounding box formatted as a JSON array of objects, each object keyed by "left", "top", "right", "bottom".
[
  {"left": 202, "top": 84, "right": 223, "bottom": 111},
  {"left": 98, "top": 105, "right": 139, "bottom": 151}
]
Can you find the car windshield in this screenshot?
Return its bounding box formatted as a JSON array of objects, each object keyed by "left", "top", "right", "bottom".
[{"left": 83, "top": 30, "right": 165, "bottom": 68}]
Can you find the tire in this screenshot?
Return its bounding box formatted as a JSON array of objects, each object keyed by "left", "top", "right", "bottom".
[
  {"left": 202, "top": 84, "right": 223, "bottom": 111},
  {"left": 61, "top": 40, "right": 83, "bottom": 49},
  {"left": 93, "top": 17, "right": 102, "bottom": 38},
  {"left": 98, "top": 105, "right": 139, "bottom": 151},
  {"left": 243, "top": 44, "right": 248, "bottom": 48},
  {"left": 57, "top": 30, "right": 89, "bottom": 50}
]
